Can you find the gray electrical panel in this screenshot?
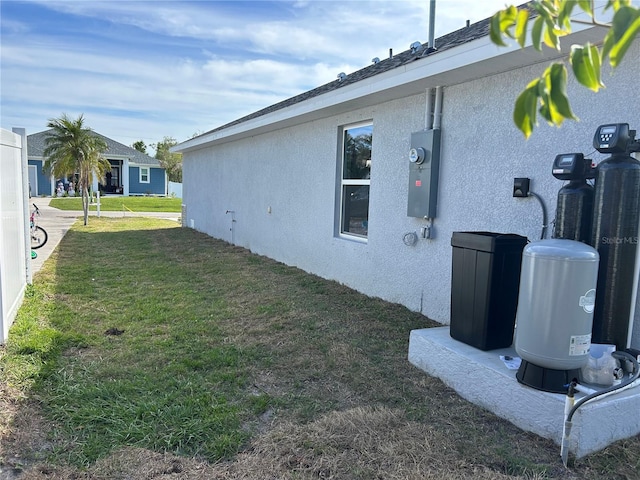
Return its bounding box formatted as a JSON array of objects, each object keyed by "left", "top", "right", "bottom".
[{"left": 407, "top": 129, "right": 441, "bottom": 218}]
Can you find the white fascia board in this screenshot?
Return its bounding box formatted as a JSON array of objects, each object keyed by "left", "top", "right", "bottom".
[
  {"left": 128, "top": 159, "right": 159, "bottom": 167},
  {"left": 175, "top": 8, "right": 612, "bottom": 154}
]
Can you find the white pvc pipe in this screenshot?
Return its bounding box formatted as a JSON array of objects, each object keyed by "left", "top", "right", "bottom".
[
  {"left": 575, "top": 378, "right": 640, "bottom": 400},
  {"left": 433, "top": 86, "right": 443, "bottom": 129},
  {"left": 425, "top": 88, "right": 433, "bottom": 130}
]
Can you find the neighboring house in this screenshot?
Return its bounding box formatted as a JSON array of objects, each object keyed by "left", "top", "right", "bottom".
[
  {"left": 175, "top": 9, "right": 640, "bottom": 348},
  {"left": 27, "top": 130, "right": 167, "bottom": 197}
]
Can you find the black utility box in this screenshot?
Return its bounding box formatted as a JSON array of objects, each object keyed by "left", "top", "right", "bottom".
[{"left": 450, "top": 232, "right": 528, "bottom": 350}]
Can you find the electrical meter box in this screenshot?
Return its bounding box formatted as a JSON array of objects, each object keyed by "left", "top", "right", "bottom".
[{"left": 407, "top": 129, "right": 441, "bottom": 218}]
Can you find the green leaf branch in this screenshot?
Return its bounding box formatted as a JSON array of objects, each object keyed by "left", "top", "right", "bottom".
[{"left": 490, "top": 0, "right": 640, "bottom": 138}]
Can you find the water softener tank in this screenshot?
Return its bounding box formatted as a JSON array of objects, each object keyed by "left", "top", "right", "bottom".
[
  {"left": 590, "top": 155, "right": 640, "bottom": 350},
  {"left": 515, "top": 239, "right": 599, "bottom": 393},
  {"left": 552, "top": 153, "right": 595, "bottom": 243},
  {"left": 555, "top": 180, "right": 594, "bottom": 243}
]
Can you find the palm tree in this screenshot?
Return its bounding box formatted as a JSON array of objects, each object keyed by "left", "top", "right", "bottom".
[{"left": 43, "top": 114, "right": 111, "bottom": 225}]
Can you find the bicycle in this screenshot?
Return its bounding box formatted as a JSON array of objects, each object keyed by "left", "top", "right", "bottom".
[{"left": 30, "top": 203, "right": 48, "bottom": 249}]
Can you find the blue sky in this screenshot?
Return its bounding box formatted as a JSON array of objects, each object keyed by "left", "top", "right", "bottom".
[{"left": 1, "top": 0, "right": 511, "bottom": 152}]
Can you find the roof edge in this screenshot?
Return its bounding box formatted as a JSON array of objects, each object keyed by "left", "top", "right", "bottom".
[{"left": 175, "top": 5, "right": 611, "bottom": 154}]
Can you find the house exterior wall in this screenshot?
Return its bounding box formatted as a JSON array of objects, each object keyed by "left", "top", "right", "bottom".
[
  {"left": 129, "top": 166, "right": 166, "bottom": 195},
  {"left": 28, "top": 159, "right": 52, "bottom": 196},
  {"left": 182, "top": 41, "right": 640, "bottom": 348},
  {"left": 26, "top": 159, "right": 166, "bottom": 196}
]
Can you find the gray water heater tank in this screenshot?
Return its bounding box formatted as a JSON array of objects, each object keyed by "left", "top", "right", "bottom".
[{"left": 515, "top": 239, "right": 599, "bottom": 370}]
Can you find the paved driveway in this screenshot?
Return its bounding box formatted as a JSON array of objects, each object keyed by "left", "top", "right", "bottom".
[{"left": 29, "top": 199, "right": 180, "bottom": 275}]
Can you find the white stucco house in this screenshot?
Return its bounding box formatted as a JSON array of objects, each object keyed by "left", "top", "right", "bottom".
[{"left": 175, "top": 7, "right": 640, "bottom": 349}]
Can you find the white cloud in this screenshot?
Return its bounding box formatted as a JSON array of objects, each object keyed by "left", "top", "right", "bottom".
[{"left": 1, "top": 0, "right": 521, "bottom": 146}]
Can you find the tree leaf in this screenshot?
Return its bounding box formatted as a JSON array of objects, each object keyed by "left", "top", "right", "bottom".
[
  {"left": 548, "top": 63, "right": 577, "bottom": 122},
  {"left": 602, "top": 6, "right": 637, "bottom": 58},
  {"left": 501, "top": 5, "right": 519, "bottom": 30},
  {"left": 490, "top": 12, "right": 508, "bottom": 46},
  {"left": 558, "top": 0, "right": 577, "bottom": 30},
  {"left": 607, "top": 7, "right": 640, "bottom": 66},
  {"left": 538, "top": 69, "right": 557, "bottom": 124},
  {"left": 490, "top": 6, "right": 519, "bottom": 45},
  {"left": 532, "top": 63, "right": 576, "bottom": 128},
  {"left": 515, "top": 9, "right": 530, "bottom": 47},
  {"left": 543, "top": 17, "right": 561, "bottom": 50},
  {"left": 531, "top": 16, "right": 545, "bottom": 51},
  {"left": 539, "top": 94, "right": 553, "bottom": 124},
  {"left": 513, "top": 79, "right": 541, "bottom": 138},
  {"left": 532, "top": 0, "right": 558, "bottom": 21},
  {"left": 577, "top": 0, "right": 593, "bottom": 17},
  {"left": 606, "top": 0, "right": 632, "bottom": 11},
  {"left": 570, "top": 44, "right": 603, "bottom": 92}
]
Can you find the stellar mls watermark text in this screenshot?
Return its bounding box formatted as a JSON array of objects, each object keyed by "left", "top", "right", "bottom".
[{"left": 601, "top": 236, "right": 639, "bottom": 245}]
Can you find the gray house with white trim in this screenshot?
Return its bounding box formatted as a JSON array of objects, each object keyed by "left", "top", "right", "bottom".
[
  {"left": 27, "top": 130, "right": 167, "bottom": 197},
  {"left": 175, "top": 8, "right": 640, "bottom": 348}
]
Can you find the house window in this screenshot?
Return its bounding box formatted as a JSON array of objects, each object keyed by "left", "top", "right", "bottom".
[
  {"left": 140, "top": 167, "right": 150, "bottom": 183},
  {"left": 339, "top": 122, "right": 372, "bottom": 239}
]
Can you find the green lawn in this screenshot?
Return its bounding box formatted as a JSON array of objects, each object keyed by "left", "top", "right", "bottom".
[
  {"left": 49, "top": 196, "right": 182, "bottom": 212},
  {"left": 1, "top": 218, "right": 638, "bottom": 478}
]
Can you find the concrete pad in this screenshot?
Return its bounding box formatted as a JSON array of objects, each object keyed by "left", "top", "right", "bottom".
[
  {"left": 408, "top": 326, "right": 640, "bottom": 458},
  {"left": 29, "top": 200, "right": 80, "bottom": 275}
]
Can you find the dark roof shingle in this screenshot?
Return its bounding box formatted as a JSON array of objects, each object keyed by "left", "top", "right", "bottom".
[
  {"left": 28, "top": 130, "right": 160, "bottom": 166},
  {"left": 192, "top": 5, "right": 530, "bottom": 140}
]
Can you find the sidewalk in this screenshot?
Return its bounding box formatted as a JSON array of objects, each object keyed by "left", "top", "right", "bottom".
[{"left": 29, "top": 199, "right": 180, "bottom": 275}]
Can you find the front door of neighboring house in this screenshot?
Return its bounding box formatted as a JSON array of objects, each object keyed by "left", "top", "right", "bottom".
[
  {"left": 112, "top": 166, "right": 122, "bottom": 193},
  {"left": 28, "top": 165, "right": 37, "bottom": 197}
]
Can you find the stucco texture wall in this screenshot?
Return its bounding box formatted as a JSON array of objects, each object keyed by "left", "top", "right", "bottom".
[{"left": 183, "top": 40, "right": 640, "bottom": 347}]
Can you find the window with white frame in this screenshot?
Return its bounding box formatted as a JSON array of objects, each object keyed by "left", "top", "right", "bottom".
[
  {"left": 139, "top": 167, "right": 150, "bottom": 183},
  {"left": 339, "top": 122, "right": 372, "bottom": 239}
]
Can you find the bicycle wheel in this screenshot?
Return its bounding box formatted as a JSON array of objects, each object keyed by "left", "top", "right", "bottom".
[{"left": 31, "top": 226, "right": 48, "bottom": 249}]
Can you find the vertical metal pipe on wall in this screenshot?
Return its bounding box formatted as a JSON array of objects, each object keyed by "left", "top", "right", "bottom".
[
  {"left": 424, "top": 0, "right": 436, "bottom": 131},
  {"left": 429, "top": 0, "right": 436, "bottom": 50}
]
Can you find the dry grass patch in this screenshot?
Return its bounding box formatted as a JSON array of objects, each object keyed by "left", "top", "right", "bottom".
[
  {"left": 217, "top": 406, "right": 535, "bottom": 480},
  {"left": 11, "top": 407, "right": 545, "bottom": 480},
  {"left": 0, "top": 364, "right": 53, "bottom": 475}
]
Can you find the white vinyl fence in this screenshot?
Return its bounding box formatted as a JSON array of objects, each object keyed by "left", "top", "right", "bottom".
[
  {"left": 168, "top": 181, "right": 182, "bottom": 198},
  {"left": 0, "top": 128, "right": 30, "bottom": 344}
]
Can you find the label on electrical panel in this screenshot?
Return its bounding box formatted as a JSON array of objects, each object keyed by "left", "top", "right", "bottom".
[
  {"left": 569, "top": 334, "right": 591, "bottom": 356},
  {"left": 415, "top": 180, "right": 422, "bottom": 187}
]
